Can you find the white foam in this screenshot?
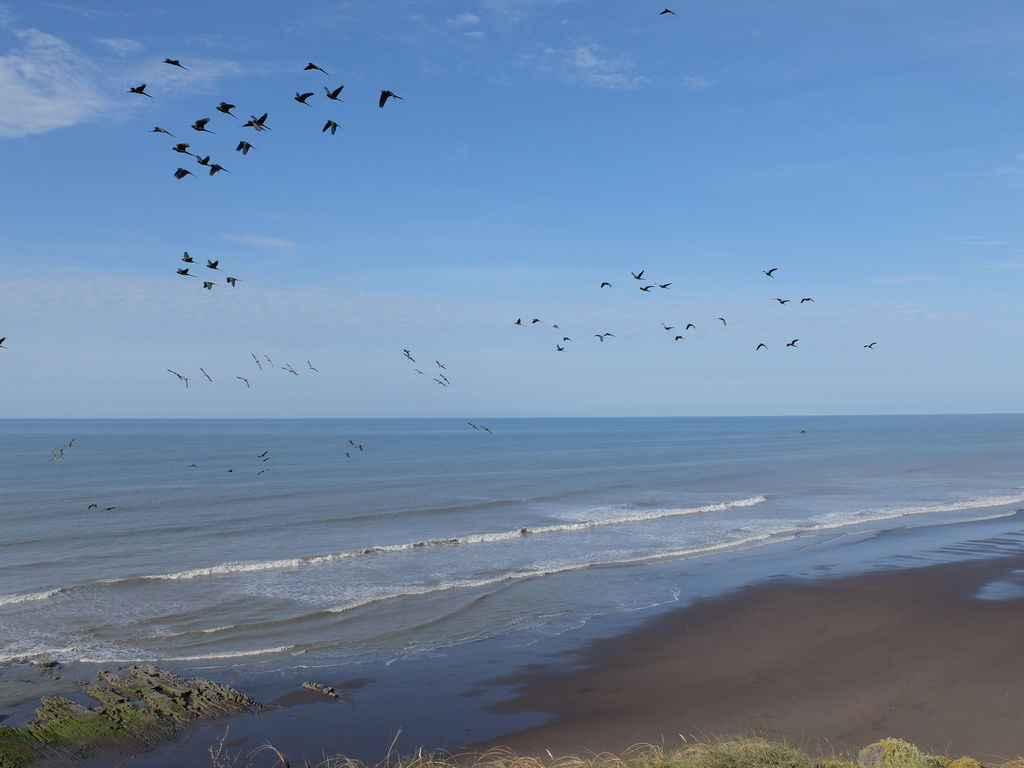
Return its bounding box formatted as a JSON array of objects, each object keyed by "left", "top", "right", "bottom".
[
  {"left": 0, "top": 588, "right": 62, "bottom": 608},
  {"left": 77, "top": 644, "right": 298, "bottom": 663},
  {"left": 807, "top": 493, "right": 1024, "bottom": 533}
]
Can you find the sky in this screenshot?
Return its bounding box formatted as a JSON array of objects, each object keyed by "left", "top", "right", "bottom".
[{"left": 1, "top": 0, "right": 1023, "bottom": 417}]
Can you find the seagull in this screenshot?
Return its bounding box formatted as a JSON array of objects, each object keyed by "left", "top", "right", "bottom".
[
  {"left": 763, "top": 268, "right": 778, "bottom": 278},
  {"left": 786, "top": 339, "right": 799, "bottom": 347},
  {"left": 600, "top": 281, "right": 612, "bottom": 288},
  {"left": 236, "top": 141, "right": 254, "bottom": 155},
  {"left": 237, "top": 376, "right": 251, "bottom": 388},
  {"left": 264, "top": 355, "right": 273, "bottom": 364},
  {"left": 414, "top": 369, "right": 424, "bottom": 375},
  {"left": 480, "top": 426, "right": 492, "bottom": 434},
  {"left": 674, "top": 335, "right": 684, "bottom": 341},
  {"left": 685, "top": 323, "right": 696, "bottom": 330},
  {"left": 323, "top": 120, "right": 340, "bottom": 134},
  {"left": 467, "top": 422, "right": 480, "bottom": 430},
  {"left": 295, "top": 92, "right": 314, "bottom": 105},
  {"left": 129, "top": 84, "right": 153, "bottom": 98},
  {"left": 773, "top": 298, "right": 790, "bottom": 304},
  {"left": 164, "top": 58, "right": 188, "bottom": 70},
  {"left": 379, "top": 90, "right": 403, "bottom": 108},
  {"left": 282, "top": 364, "right": 299, "bottom": 375},
  {"left": 209, "top": 164, "right": 229, "bottom": 175},
  {"left": 176, "top": 268, "right": 194, "bottom": 277},
  {"left": 226, "top": 277, "right": 240, "bottom": 286},
  {"left": 307, "top": 360, "right": 319, "bottom": 372},
  {"left": 216, "top": 102, "right": 238, "bottom": 118},
  {"left": 207, "top": 260, "right": 219, "bottom": 270},
  {"left": 167, "top": 369, "right": 189, "bottom": 387},
  {"left": 756, "top": 343, "right": 767, "bottom": 350},
  {"left": 631, "top": 270, "right": 645, "bottom": 280},
  {"left": 864, "top": 342, "right": 877, "bottom": 349},
  {"left": 88, "top": 504, "right": 98, "bottom": 509},
  {"left": 659, "top": 8, "right": 676, "bottom": 14},
  {"left": 150, "top": 126, "right": 174, "bottom": 136},
  {"left": 562, "top": 336, "right": 572, "bottom": 342},
  {"left": 243, "top": 113, "right": 270, "bottom": 131},
  {"left": 403, "top": 349, "right": 416, "bottom": 361},
  {"left": 172, "top": 143, "right": 194, "bottom": 156},
  {"left": 200, "top": 367, "right": 212, "bottom": 382},
  {"left": 718, "top": 317, "right": 727, "bottom": 325},
  {"left": 304, "top": 62, "right": 329, "bottom": 74},
  {"left": 435, "top": 360, "right": 446, "bottom": 369},
  {"left": 182, "top": 252, "right": 194, "bottom": 263},
  {"left": 439, "top": 373, "right": 450, "bottom": 385},
  {"left": 800, "top": 297, "right": 815, "bottom": 303},
  {"left": 531, "top": 318, "right": 541, "bottom": 324},
  {"left": 252, "top": 353, "right": 263, "bottom": 369},
  {"left": 595, "top": 334, "right": 605, "bottom": 342},
  {"left": 325, "top": 85, "right": 345, "bottom": 101},
  {"left": 191, "top": 117, "right": 215, "bottom": 133},
  {"left": 173, "top": 168, "right": 194, "bottom": 179},
  {"left": 662, "top": 323, "right": 674, "bottom": 331},
  {"left": 433, "top": 377, "right": 448, "bottom": 386},
  {"left": 202, "top": 281, "right": 215, "bottom": 290}
]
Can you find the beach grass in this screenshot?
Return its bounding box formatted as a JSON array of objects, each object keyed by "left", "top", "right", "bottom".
[{"left": 207, "top": 736, "right": 1021, "bottom": 768}]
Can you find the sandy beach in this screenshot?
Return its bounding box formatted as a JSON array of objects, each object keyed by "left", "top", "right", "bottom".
[{"left": 472, "top": 556, "right": 1024, "bottom": 762}]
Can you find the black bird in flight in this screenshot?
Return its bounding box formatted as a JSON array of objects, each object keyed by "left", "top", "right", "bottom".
[
  {"left": 562, "top": 336, "right": 572, "bottom": 342},
  {"left": 308, "top": 360, "right": 319, "bottom": 372},
  {"left": 176, "top": 268, "right": 194, "bottom": 277},
  {"left": 786, "top": 339, "right": 799, "bottom": 347},
  {"left": 236, "top": 141, "right": 254, "bottom": 155},
  {"left": 196, "top": 155, "right": 211, "bottom": 166},
  {"left": 200, "top": 367, "right": 213, "bottom": 382},
  {"left": 283, "top": 364, "right": 299, "bottom": 375},
  {"left": 763, "top": 268, "right": 778, "bottom": 278},
  {"left": 595, "top": 334, "right": 605, "bottom": 342},
  {"left": 207, "top": 260, "right": 219, "bottom": 270},
  {"left": 202, "top": 281, "right": 215, "bottom": 290},
  {"left": 88, "top": 503, "right": 98, "bottom": 509},
  {"left": 659, "top": 283, "right": 671, "bottom": 289},
  {"left": 531, "top": 318, "right": 541, "bottom": 324},
  {"left": 325, "top": 85, "right": 345, "bottom": 101},
  {"left": 0, "top": 337, "right": 6, "bottom": 348},
  {"left": 640, "top": 285, "right": 653, "bottom": 292},
  {"left": 433, "top": 377, "right": 448, "bottom": 386},
  {"left": 403, "top": 349, "right": 415, "bottom": 361},
  {"left": 295, "top": 92, "right": 314, "bottom": 105},
  {"left": 756, "top": 343, "right": 767, "bottom": 350},
  {"left": 252, "top": 353, "right": 263, "bottom": 369},
  {"left": 164, "top": 58, "right": 188, "bottom": 70},
  {"left": 800, "top": 297, "right": 815, "bottom": 303},
  {"left": 685, "top": 323, "right": 696, "bottom": 330},
  {"left": 600, "top": 281, "right": 612, "bottom": 288},
  {"left": 243, "top": 113, "right": 270, "bottom": 131},
  {"left": 323, "top": 120, "right": 340, "bottom": 134},
  {"left": 660, "top": 8, "right": 676, "bottom": 14},
  {"left": 304, "top": 62, "right": 329, "bottom": 74},
  {"left": 674, "top": 335, "right": 684, "bottom": 341},
  {"left": 150, "top": 126, "right": 174, "bottom": 136},
  {"left": 435, "top": 360, "right": 447, "bottom": 369},
  {"left": 514, "top": 318, "right": 523, "bottom": 325},
  {"left": 237, "top": 376, "right": 250, "bottom": 388},
  {"left": 167, "top": 369, "right": 189, "bottom": 387},
  {"left": 773, "top": 298, "right": 790, "bottom": 304},
  {"left": 718, "top": 317, "right": 727, "bottom": 325},
  {"left": 662, "top": 323, "right": 674, "bottom": 330},
  {"left": 217, "top": 102, "right": 239, "bottom": 118},
  {"left": 172, "top": 143, "right": 194, "bottom": 155},
  {"left": 864, "top": 342, "right": 877, "bottom": 349},
  {"left": 379, "top": 90, "right": 403, "bottom": 108},
  {"left": 182, "top": 252, "right": 194, "bottom": 263},
  {"left": 226, "top": 277, "right": 240, "bottom": 286},
  {"left": 631, "top": 270, "right": 645, "bottom": 280},
  {"left": 173, "top": 168, "right": 194, "bottom": 179},
  {"left": 209, "top": 164, "right": 229, "bottom": 175},
  {"left": 129, "top": 84, "right": 152, "bottom": 98},
  {"left": 556, "top": 344, "right": 565, "bottom": 351}
]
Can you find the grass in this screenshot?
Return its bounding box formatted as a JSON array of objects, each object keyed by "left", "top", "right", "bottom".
[{"left": 207, "top": 734, "right": 1023, "bottom": 768}]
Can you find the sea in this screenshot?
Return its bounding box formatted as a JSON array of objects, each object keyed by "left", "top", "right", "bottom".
[{"left": 3, "top": 415, "right": 1024, "bottom": 740}]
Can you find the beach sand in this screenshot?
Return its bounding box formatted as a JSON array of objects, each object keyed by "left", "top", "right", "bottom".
[{"left": 471, "top": 557, "right": 1024, "bottom": 762}]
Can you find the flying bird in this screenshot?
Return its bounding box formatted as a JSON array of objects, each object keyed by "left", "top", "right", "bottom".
[
  {"left": 251, "top": 353, "right": 263, "bottom": 369},
  {"left": 323, "top": 120, "right": 340, "bottom": 134},
  {"left": 243, "top": 113, "right": 270, "bottom": 131},
  {"left": 128, "top": 84, "right": 153, "bottom": 98},
  {"left": 640, "top": 285, "right": 653, "bottom": 292},
  {"left": 718, "top": 317, "right": 727, "bottom": 325},
  {"left": 600, "top": 281, "right": 612, "bottom": 288},
  {"left": 216, "top": 102, "right": 238, "bottom": 118},
  {"left": 209, "top": 164, "right": 229, "bottom": 175},
  {"left": 659, "top": 8, "right": 676, "bottom": 14},
  {"left": 164, "top": 58, "right": 188, "bottom": 70},
  {"left": 182, "top": 252, "right": 194, "bottom": 263},
  {"left": 200, "top": 367, "right": 212, "bottom": 382},
  {"left": 308, "top": 360, "right": 319, "bottom": 372},
  {"left": 171, "top": 143, "right": 194, "bottom": 155},
  {"left": 176, "top": 268, "right": 194, "bottom": 277},
  {"left": 304, "top": 62, "right": 329, "bottom": 74},
  {"left": 192, "top": 118, "right": 214, "bottom": 133},
  {"left": 631, "top": 270, "right": 645, "bottom": 280},
  {"left": 786, "top": 339, "right": 799, "bottom": 347},
  {"left": 295, "top": 92, "right": 314, "bottom": 105},
  {"left": 864, "top": 342, "right": 877, "bottom": 349},
  {"left": 403, "top": 349, "right": 415, "bottom": 361},
  {"left": 756, "top": 343, "right": 767, "bottom": 350},
  {"left": 556, "top": 344, "right": 565, "bottom": 351},
  {"left": 674, "top": 335, "right": 684, "bottom": 341},
  {"left": 150, "top": 126, "right": 174, "bottom": 136},
  {"left": 173, "top": 168, "right": 194, "bottom": 179},
  {"left": 283, "top": 364, "right": 299, "bottom": 375},
  {"left": 379, "top": 90, "right": 403, "bottom": 108},
  {"left": 662, "top": 323, "right": 674, "bottom": 331},
  {"left": 514, "top": 318, "right": 523, "bottom": 326},
  {"left": 435, "top": 360, "right": 446, "bottom": 369},
  {"left": 800, "top": 297, "right": 815, "bottom": 303},
  {"left": 236, "top": 141, "right": 254, "bottom": 155},
  {"left": 773, "top": 298, "right": 790, "bottom": 304},
  {"left": 226, "top": 277, "right": 240, "bottom": 286},
  {"left": 763, "top": 268, "right": 778, "bottom": 278},
  {"left": 237, "top": 376, "right": 250, "bottom": 388},
  {"left": 202, "top": 281, "right": 215, "bottom": 290},
  {"left": 659, "top": 283, "right": 672, "bottom": 289},
  {"left": 196, "top": 155, "right": 211, "bottom": 166},
  {"left": 0, "top": 337, "right": 7, "bottom": 348},
  {"left": 531, "top": 318, "right": 541, "bottom": 324},
  {"left": 433, "top": 377, "right": 447, "bottom": 386},
  {"left": 325, "top": 85, "right": 345, "bottom": 101},
  {"left": 685, "top": 323, "right": 696, "bottom": 330},
  {"left": 206, "top": 260, "right": 219, "bottom": 270},
  {"left": 167, "top": 369, "right": 188, "bottom": 387}
]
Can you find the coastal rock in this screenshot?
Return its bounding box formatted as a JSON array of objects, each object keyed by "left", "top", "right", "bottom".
[
  {"left": 0, "top": 665, "right": 264, "bottom": 768},
  {"left": 301, "top": 681, "right": 339, "bottom": 698}
]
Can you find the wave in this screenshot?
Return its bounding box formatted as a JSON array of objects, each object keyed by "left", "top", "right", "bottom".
[
  {"left": 0, "top": 588, "right": 63, "bottom": 607},
  {"left": 806, "top": 493, "right": 1024, "bottom": 532},
  {"left": 77, "top": 644, "right": 299, "bottom": 663}
]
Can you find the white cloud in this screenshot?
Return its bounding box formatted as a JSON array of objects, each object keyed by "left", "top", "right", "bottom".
[
  {"left": 96, "top": 37, "right": 144, "bottom": 55},
  {"left": 447, "top": 12, "right": 481, "bottom": 26},
  {"left": 0, "top": 28, "right": 109, "bottom": 139},
  {"left": 222, "top": 234, "right": 298, "bottom": 251},
  {"left": 871, "top": 275, "right": 946, "bottom": 285},
  {"left": 681, "top": 74, "right": 715, "bottom": 90},
  {"left": 0, "top": 5, "right": 13, "bottom": 28},
  {"left": 563, "top": 43, "right": 647, "bottom": 89}
]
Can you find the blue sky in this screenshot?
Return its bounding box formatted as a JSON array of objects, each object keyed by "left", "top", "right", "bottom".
[{"left": 1, "top": 0, "right": 1023, "bottom": 417}]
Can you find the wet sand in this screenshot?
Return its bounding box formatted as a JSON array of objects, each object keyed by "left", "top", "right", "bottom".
[{"left": 471, "top": 557, "right": 1024, "bottom": 762}]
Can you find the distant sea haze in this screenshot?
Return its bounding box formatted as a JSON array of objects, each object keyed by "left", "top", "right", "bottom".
[{"left": 2, "top": 416, "right": 1024, "bottom": 673}]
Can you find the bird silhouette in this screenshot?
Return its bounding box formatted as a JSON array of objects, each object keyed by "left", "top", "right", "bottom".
[
  {"left": 200, "top": 367, "right": 212, "bottom": 382},
  {"left": 685, "top": 323, "right": 696, "bottom": 330},
  {"left": 773, "top": 298, "right": 790, "bottom": 304},
  {"left": 167, "top": 369, "right": 188, "bottom": 387},
  {"left": 864, "top": 342, "right": 877, "bottom": 349},
  {"left": 718, "top": 317, "right": 727, "bottom": 325},
  {"left": 800, "top": 297, "right": 815, "bottom": 303},
  {"left": 433, "top": 377, "right": 447, "bottom": 386},
  {"left": 209, "top": 164, "right": 229, "bottom": 175},
  {"left": 304, "top": 62, "right": 329, "bottom": 74},
  {"left": 172, "top": 143, "right": 194, "bottom": 156},
  {"left": 236, "top": 141, "right": 254, "bottom": 155},
  {"left": 226, "top": 277, "right": 240, "bottom": 286},
  {"left": 562, "top": 336, "right": 572, "bottom": 342},
  {"left": 243, "top": 113, "right": 270, "bottom": 131},
  {"left": 323, "top": 120, "right": 340, "bottom": 134},
  {"left": 531, "top": 318, "right": 541, "bottom": 324},
  {"left": 0, "top": 337, "right": 7, "bottom": 348},
  {"left": 763, "top": 268, "right": 778, "bottom": 278},
  {"left": 251, "top": 354, "right": 262, "bottom": 369},
  {"left": 659, "top": 283, "right": 672, "bottom": 289},
  {"left": 556, "top": 344, "right": 565, "bottom": 351},
  {"left": 379, "top": 90, "right": 403, "bottom": 108},
  {"left": 215, "top": 101, "right": 239, "bottom": 118},
  {"left": 514, "top": 318, "right": 523, "bottom": 326},
  {"left": 173, "top": 168, "right": 194, "bottom": 179},
  {"left": 308, "top": 360, "right": 319, "bottom": 372},
  {"left": 176, "top": 268, "right": 194, "bottom": 277},
  {"left": 662, "top": 323, "right": 674, "bottom": 330},
  {"left": 403, "top": 349, "right": 416, "bottom": 361},
  {"left": 164, "top": 58, "right": 188, "bottom": 70},
  {"left": 237, "top": 376, "right": 250, "bottom": 388},
  {"left": 196, "top": 155, "right": 211, "bottom": 166},
  {"left": 674, "top": 335, "right": 684, "bottom": 341},
  {"left": 283, "top": 364, "right": 299, "bottom": 375},
  {"left": 325, "top": 85, "right": 345, "bottom": 101},
  {"left": 206, "top": 260, "right": 219, "bottom": 270},
  {"left": 192, "top": 117, "right": 215, "bottom": 133},
  {"left": 640, "top": 285, "right": 653, "bottom": 292},
  {"left": 600, "top": 281, "right": 612, "bottom": 288},
  {"left": 631, "top": 270, "right": 645, "bottom": 280},
  {"left": 786, "top": 339, "right": 799, "bottom": 347},
  {"left": 756, "top": 343, "right": 767, "bottom": 350},
  {"left": 129, "top": 84, "right": 152, "bottom": 98},
  {"left": 435, "top": 360, "right": 446, "bottom": 369},
  {"left": 201, "top": 281, "right": 215, "bottom": 290},
  {"left": 659, "top": 8, "right": 676, "bottom": 14},
  {"left": 295, "top": 92, "right": 314, "bottom": 105},
  {"left": 150, "top": 126, "right": 174, "bottom": 136},
  {"left": 182, "top": 252, "right": 194, "bottom": 263}
]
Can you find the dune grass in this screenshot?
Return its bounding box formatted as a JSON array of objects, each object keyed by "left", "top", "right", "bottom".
[{"left": 208, "top": 734, "right": 1021, "bottom": 768}]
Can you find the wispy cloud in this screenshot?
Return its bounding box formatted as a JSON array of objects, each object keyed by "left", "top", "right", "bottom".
[
  {"left": 222, "top": 234, "right": 298, "bottom": 251},
  {"left": 42, "top": 3, "right": 123, "bottom": 18},
  {"left": 522, "top": 42, "right": 648, "bottom": 89},
  {"left": 0, "top": 28, "right": 109, "bottom": 139},
  {"left": 681, "top": 74, "right": 715, "bottom": 90},
  {"left": 0, "top": 4, "right": 13, "bottom": 28},
  {"left": 871, "top": 275, "right": 947, "bottom": 285},
  {"left": 447, "top": 12, "right": 481, "bottom": 27},
  {"left": 482, "top": 0, "right": 574, "bottom": 24},
  {"left": 96, "top": 37, "right": 144, "bottom": 56}
]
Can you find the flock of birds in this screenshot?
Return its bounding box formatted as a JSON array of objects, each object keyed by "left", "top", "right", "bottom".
[
  {"left": 175, "top": 251, "right": 241, "bottom": 291},
  {"left": 166, "top": 354, "right": 319, "bottom": 390},
  {"left": 129, "top": 59, "right": 403, "bottom": 181}
]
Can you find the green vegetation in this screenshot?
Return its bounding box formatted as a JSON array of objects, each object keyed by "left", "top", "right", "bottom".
[{"left": 209, "top": 736, "right": 1019, "bottom": 768}]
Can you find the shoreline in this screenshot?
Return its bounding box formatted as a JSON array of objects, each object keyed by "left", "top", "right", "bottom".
[{"left": 469, "top": 555, "right": 1024, "bottom": 762}]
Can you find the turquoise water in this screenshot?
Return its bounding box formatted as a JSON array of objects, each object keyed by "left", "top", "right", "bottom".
[{"left": 2, "top": 415, "right": 1024, "bottom": 681}]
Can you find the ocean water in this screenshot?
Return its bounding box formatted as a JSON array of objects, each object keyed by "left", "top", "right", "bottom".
[{"left": 3, "top": 415, "right": 1024, "bottom": 688}]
